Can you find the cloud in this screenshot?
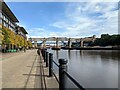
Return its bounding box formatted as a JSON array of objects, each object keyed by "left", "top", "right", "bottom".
[
  {"left": 51, "top": 2, "right": 118, "bottom": 37},
  {"left": 28, "top": 27, "right": 63, "bottom": 38},
  {"left": 28, "top": 28, "right": 48, "bottom": 38},
  {"left": 28, "top": 2, "right": 118, "bottom": 38}
]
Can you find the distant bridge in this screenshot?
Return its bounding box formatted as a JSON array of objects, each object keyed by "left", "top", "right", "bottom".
[{"left": 28, "top": 35, "right": 96, "bottom": 48}]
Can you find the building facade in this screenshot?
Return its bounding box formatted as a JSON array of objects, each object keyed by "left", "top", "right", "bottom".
[
  {"left": 0, "top": 0, "right": 29, "bottom": 52},
  {"left": 0, "top": 0, "right": 28, "bottom": 37},
  {"left": 16, "top": 26, "right": 28, "bottom": 39},
  {"left": 0, "top": 1, "right": 19, "bottom": 33}
]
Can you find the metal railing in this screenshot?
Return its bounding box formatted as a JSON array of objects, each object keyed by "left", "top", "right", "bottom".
[{"left": 41, "top": 49, "right": 85, "bottom": 90}]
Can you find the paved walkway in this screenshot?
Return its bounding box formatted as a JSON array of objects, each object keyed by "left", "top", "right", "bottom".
[
  {"left": 1, "top": 49, "right": 58, "bottom": 89},
  {"left": 39, "top": 51, "right": 59, "bottom": 89}
]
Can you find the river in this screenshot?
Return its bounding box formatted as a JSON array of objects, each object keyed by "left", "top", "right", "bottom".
[{"left": 47, "top": 49, "right": 119, "bottom": 88}]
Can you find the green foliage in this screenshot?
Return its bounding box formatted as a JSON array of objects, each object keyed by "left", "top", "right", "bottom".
[
  {"left": 27, "top": 41, "right": 33, "bottom": 48},
  {"left": 2, "top": 26, "right": 33, "bottom": 48},
  {"left": 2, "top": 26, "right": 10, "bottom": 44},
  {"left": 92, "top": 34, "right": 120, "bottom": 46}
]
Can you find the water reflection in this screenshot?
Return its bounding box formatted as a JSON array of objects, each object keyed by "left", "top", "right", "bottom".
[
  {"left": 56, "top": 50, "right": 59, "bottom": 59},
  {"left": 80, "top": 50, "right": 120, "bottom": 60},
  {"left": 68, "top": 50, "right": 71, "bottom": 59},
  {"left": 79, "top": 50, "right": 83, "bottom": 59},
  {"left": 50, "top": 49, "right": 119, "bottom": 88}
]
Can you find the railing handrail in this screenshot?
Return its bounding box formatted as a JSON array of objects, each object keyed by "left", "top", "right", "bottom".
[
  {"left": 63, "top": 71, "right": 85, "bottom": 90},
  {"left": 51, "top": 56, "right": 85, "bottom": 90},
  {"left": 50, "top": 59, "right": 85, "bottom": 90},
  {"left": 52, "top": 60, "right": 59, "bottom": 67},
  {"left": 41, "top": 49, "right": 86, "bottom": 90},
  {"left": 52, "top": 68, "right": 59, "bottom": 83}
]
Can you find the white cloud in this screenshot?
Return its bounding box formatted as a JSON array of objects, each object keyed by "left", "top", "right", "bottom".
[
  {"left": 51, "top": 2, "right": 118, "bottom": 38},
  {"left": 27, "top": 2, "right": 118, "bottom": 38},
  {"left": 28, "top": 27, "right": 63, "bottom": 38}
]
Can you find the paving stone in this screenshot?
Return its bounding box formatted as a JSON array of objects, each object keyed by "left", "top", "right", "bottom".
[{"left": 2, "top": 49, "right": 59, "bottom": 89}]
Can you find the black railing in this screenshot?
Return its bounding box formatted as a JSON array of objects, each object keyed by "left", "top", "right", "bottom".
[{"left": 41, "top": 49, "right": 85, "bottom": 90}]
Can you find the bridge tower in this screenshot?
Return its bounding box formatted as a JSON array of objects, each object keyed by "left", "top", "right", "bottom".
[
  {"left": 56, "top": 38, "right": 59, "bottom": 48},
  {"left": 34, "top": 41, "right": 37, "bottom": 48},
  {"left": 42, "top": 39, "right": 46, "bottom": 48},
  {"left": 68, "top": 38, "right": 72, "bottom": 48},
  {"left": 92, "top": 35, "right": 96, "bottom": 42},
  {"left": 80, "top": 40, "right": 84, "bottom": 47}
]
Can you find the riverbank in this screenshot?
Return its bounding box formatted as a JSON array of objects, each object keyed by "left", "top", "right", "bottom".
[{"left": 61, "top": 47, "right": 120, "bottom": 50}]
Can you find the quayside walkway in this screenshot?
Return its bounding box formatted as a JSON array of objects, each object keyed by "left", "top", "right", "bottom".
[{"left": 1, "top": 49, "right": 58, "bottom": 89}]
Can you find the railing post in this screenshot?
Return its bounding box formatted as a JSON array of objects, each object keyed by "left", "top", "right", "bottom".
[
  {"left": 42, "top": 49, "right": 44, "bottom": 59},
  {"left": 49, "top": 53, "right": 53, "bottom": 77},
  {"left": 37, "top": 49, "right": 40, "bottom": 55},
  {"left": 59, "top": 59, "right": 68, "bottom": 90},
  {"left": 43, "top": 49, "right": 46, "bottom": 62},
  {"left": 46, "top": 52, "right": 48, "bottom": 67}
]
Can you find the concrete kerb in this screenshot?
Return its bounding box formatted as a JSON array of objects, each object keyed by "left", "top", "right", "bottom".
[{"left": 39, "top": 51, "right": 59, "bottom": 89}]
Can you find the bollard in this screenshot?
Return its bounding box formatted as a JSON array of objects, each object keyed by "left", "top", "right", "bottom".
[
  {"left": 49, "top": 53, "right": 53, "bottom": 77},
  {"left": 37, "top": 49, "right": 40, "bottom": 55},
  {"left": 44, "top": 50, "right": 46, "bottom": 62},
  {"left": 42, "top": 49, "right": 45, "bottom": 62},
  {"left": 41, "top": 49, "right": 43, "bottom": 56},
  {"left": 46, "top": 52, "right": 48, "bottom": 67},
  {"left": 59, "top": 59, "right": 68, "bottom": 90}
]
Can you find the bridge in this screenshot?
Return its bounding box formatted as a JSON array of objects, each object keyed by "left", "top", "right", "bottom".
[{"left": 28, "top": 35, "right": 96, "bottom": 48}]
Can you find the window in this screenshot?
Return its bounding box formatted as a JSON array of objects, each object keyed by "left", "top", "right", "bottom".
[
  {"left": 11, "top": 23, "right": 15, "bottom": 28},
  {"left": 3, "top": 16, "right": 6, "bottom": 21},
  {"left": 3, "top": 22, "right": 5, "bottom": 26},
  {"left": 2, "top": 14, "right": 4, "bottom": 19},
  {"left": 3, "top": 22, "right": 8, "bottom": 27},
  {"left": 5, "top": 18, "right": 8, "bottom": 23},
  {"left": 0, "top": 13, "right": 1, "bottom": 18},
  {"left": 0, "top": 19, "right": 2, "bottom": 24},
  {"left": 9, "top": 21, "right": 11, "bottom": 24}
]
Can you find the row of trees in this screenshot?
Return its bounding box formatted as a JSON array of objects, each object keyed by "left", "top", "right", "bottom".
[
  {"left": 1, "top": 25, "right": 32, "bottom": 50},
  {"left": 90, "top": 34, "right": 120, "bottom": 46}
]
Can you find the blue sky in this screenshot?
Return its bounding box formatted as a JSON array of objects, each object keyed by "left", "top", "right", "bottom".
[{"left": 6, "top": 1, "right": 119, "bottom": 38}]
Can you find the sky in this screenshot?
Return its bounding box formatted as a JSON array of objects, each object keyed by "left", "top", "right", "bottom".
[{"left": 6, "top": 1, "right": 119, "bottom": 38}]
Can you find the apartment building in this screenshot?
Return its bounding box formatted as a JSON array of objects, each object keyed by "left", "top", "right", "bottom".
[
  {"left": 16, "top": 26, "right": 28, "bottom": 39},
  {"left": 0, "top": 1, "right": 29, "bottom": 52},
  {"left": 0, "top": 1, "right": 19, "bottom": 32},
  {"left": 0, "top": 1, "right": 28, "bottom": 38}
]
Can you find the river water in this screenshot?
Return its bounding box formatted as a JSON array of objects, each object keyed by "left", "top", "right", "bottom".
[{"left": 47, "top": 49, "right": 119, "bottom": 88}]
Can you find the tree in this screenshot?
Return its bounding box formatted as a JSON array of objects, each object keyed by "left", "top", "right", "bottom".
[
  {"left": 2, "top": 26, "right": 11, "bottom": 45},
  {"left": 2, "top": 25, "right": 32, "bottom": 50},
  {"left": 92, "top": 34, "right": 120, "bottom": 46},
  {"left": 27, "top": 41, "right": 33, "bottom": 48}
]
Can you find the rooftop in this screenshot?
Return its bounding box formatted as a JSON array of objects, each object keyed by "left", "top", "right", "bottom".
[
  {"left": 2, "top": 1, "right": 19, "bottom": 22},
  {"left": 20, "top": 27, "right": 28, "bottom": 34}
]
